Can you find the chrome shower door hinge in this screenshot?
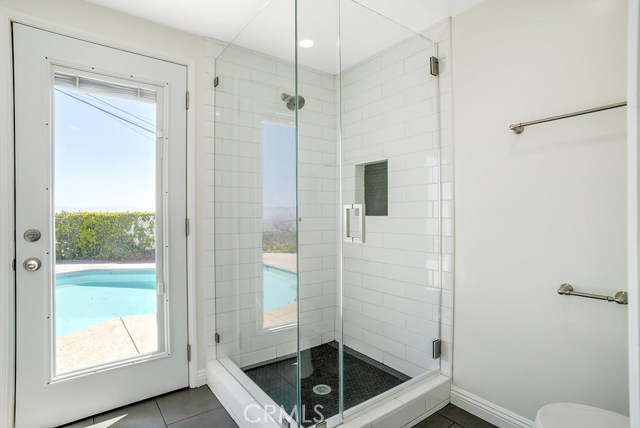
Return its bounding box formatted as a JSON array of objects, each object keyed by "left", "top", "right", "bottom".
[
  {"left": 185, "top": 91, "right": 190, "bottom": 110},
  {"left": 187, "top": 344, "right": 192, "bottom": 362},
  {"left": 213, "top": 76, "right": 220, "bottom": 88},
  {"left": 215, "top": 332, "right": 220, "bottom": 344},
  {"left": 430, "top": 56, "right": 440, "bottom": 76},
  {"left": 432, "top": 339, "right": 442, "bottom": 359}
]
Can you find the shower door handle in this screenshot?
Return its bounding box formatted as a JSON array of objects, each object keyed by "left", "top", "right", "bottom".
[{"left": 343, "top": 204, "right": 366, "bottom": 243}]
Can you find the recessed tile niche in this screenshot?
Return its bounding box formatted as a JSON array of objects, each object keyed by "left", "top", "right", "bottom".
[{"left": 356, "top": 160, "right": 388, "bottom": 216}]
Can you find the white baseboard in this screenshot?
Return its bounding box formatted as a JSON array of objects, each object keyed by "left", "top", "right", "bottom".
[
  {"left": 451, "top": 386, "right": 534, "bottom": 428},
  {"left": 197, "top": 368, "right": 208, "bottom": 387}
]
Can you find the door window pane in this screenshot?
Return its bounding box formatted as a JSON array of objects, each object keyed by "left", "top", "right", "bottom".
[{"left": 53, "top": 74, "right": 160, "bottom": 375}]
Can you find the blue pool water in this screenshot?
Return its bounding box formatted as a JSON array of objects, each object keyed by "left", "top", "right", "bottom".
[
  {"left": 55, "top": 269, "right": 157, "bottom": 337},
  {"left": 56, "top": 265, "right": 297, "bottom": 337},
  {"left": 263, "top": 265, "right": 297, "bottom": 310}
]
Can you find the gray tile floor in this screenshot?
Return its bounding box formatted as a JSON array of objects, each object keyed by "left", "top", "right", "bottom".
[
  {"left": 59, "top": 388, "right": 492, "bottom": 428},
  {"left": 59, "top": 386, "right": 238, "bottom": 428},
  {"left": 413, "top": 404, "right": 497, "bottom": 428}
]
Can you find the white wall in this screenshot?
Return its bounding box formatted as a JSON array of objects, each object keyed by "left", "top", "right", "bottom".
[
  {"left": 0, "top": 0, "right": 211, "bottom": 371},
  {"left": 339, "top": 23, "right": 454, "bottom": 378},
  {"left": 627, "top": 2, "right": 640, "bottom": 426},
  {"left": 452, "top": 0, "right": 628, "bottom": 421},
  {"left": 210, "top": 43, "right": 338, "bottom": 368}
]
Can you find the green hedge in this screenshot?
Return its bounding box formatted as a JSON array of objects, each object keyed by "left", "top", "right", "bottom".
[
  {"left": 56, "top": 212, "right": 155, "bottom": 261},
  {"left": 262, "top": 230, "right": 296, "bottom": 253}
]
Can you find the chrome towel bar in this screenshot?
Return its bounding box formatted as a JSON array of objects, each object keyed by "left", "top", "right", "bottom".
[
  {"left": 509, "top": 101, "right": 627, "bottom": 134},
  {"left": 557, "top": 283, "right": 628, "bottom": 305}
]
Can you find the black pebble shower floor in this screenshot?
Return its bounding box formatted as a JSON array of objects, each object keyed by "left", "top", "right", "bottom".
[{"left": 243, "top": 341, "right": 410, "bottom": 426}]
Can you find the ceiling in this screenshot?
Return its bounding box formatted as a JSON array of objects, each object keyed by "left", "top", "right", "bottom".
[{"left": 86, "top": 0, "right": 483, "bottom": 73}]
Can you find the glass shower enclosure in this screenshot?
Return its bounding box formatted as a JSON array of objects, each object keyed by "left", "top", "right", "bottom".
[{"left": 214, "top": 1, "right": 444, "bottom": 426}]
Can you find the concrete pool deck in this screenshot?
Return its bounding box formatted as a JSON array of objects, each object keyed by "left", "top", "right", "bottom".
[
  {"left": 56, "top": 256, "right": 295, "bottom": 273},
  {"left": 262, "top": 253, "right": 297, "bottom": 272},
  {"left": 263, "top": 302, "right": 297, "bottom": 328},
  {"left": 55, "top": 262, "right": 155, "bottom": 273},
  {"left": 57, "top": 313, "right": 157, "bottom": 374}
]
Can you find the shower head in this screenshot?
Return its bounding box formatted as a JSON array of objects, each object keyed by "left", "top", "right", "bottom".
[{"left": 281, "top": 93, "right": 305, "bottom": 111}]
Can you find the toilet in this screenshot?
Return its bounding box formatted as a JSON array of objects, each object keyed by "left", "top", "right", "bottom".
[{"left": 535, "top": 403, "right": 629, "bottom": 428}]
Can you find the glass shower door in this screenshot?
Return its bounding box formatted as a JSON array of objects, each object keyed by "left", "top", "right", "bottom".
[{"left": 336, "top": 0, "right": 444, "bottom": 418}]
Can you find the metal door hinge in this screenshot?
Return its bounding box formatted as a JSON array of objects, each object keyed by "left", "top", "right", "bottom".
[
  {"left": 430, "top": 56, "right": 440, "bottom": 77},
  {"left": 185, "top": 91, "right": 190, "bottom": 110},
  {"left": 187, "top": 344, "right": 192, "bottom": 362},
  {"left": 432, "top": 339, "right": 442, "bottom": 359},
  {"left": 12, "top": 259, "right": 16, "bottom": 271},
  {"left": 213, "top": 76, "right": 219, "bottom": 88},
  {"left": 185, "top": 218, "right": 190, "bottom": 237},
  {"left": 214, "top": 332, "right": 220, "bottom": 344}
]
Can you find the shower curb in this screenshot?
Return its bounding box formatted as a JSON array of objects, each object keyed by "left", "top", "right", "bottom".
[{"left": 208, "top": 358, "right": 450, "bottom": 428}]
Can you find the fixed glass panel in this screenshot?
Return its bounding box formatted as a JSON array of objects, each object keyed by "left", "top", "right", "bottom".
[
  {"left": 213, "top": 0, "right": 300, "bottom": 425},
  {"left": 52, "top": 71, "right": 164, "bottom": 376}
]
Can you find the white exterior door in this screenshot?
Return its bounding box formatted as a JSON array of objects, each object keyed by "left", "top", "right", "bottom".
[{"left": 13, "top": 24, "right": 189, "bottom": 428}]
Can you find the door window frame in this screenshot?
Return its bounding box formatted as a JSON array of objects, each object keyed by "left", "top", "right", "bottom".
[{"left": 48, "top": 64, "right": 170, "bottom": 381}]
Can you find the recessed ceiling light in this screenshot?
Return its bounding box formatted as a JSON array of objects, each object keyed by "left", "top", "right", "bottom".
[{"left": 299, "top": 39, "right": 314, "bottom": 49}]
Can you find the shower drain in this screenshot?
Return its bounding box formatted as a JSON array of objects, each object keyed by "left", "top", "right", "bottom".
[{"left": 312, "top": 384, "right": 332, "bottom": 395}]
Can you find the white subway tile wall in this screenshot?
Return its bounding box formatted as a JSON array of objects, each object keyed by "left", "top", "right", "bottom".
[{"left": 204, "top": 18, "right": 453, "bottom": 378}]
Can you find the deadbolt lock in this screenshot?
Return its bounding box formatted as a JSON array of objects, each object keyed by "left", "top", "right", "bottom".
[
  {"left": 23, "top": 229, "right": 41, "bottom": 242},
  {"left": 23, "top": 258, "right": 41, "bottom": 272}
]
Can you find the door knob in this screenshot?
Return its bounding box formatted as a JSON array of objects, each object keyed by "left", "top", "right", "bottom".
[{"left": 23, "top": 258, "right": 41, "bottom": 272}]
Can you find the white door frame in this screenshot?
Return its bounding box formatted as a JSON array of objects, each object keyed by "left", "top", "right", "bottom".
[
  {"left": 628, "top": 1, "right": 640, "bottom": 427},
  {"left": 0, "top": 9, "right": 199, "bottom": 428}
]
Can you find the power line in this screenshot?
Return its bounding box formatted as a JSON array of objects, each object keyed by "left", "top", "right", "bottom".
[
  {"left": 84, "top": 92, "right": 155, "bottom": 127},
  {"left": 56, "top": 89, "right": 156, "bottom": 134},
  {"left": 60, "top": 91, "right": 155, "bottom": 142},
  {"left": 104, "top": 113, "right": 155, "bottom": 142}
]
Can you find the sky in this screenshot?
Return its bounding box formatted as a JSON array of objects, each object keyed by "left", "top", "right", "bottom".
[
  {"left": 54, "top": 87, "right": 157, "bottom": 213},
  {"left": 54, "top": 86, "right": 297, "bottom": 216},
  {"left": 262, "top": 122, "right": 296, "bottom": 210}
]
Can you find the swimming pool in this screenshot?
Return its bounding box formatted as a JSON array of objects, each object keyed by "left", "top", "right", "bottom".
[
  {"left": 55, "top": 269, "right": 157, "bottom": 337},
  {"left": 263, "top": 265, "right": 297, "bottom": 310},
  {"left": 55, "top": 265, "right": 298, "bottom": 337}
]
